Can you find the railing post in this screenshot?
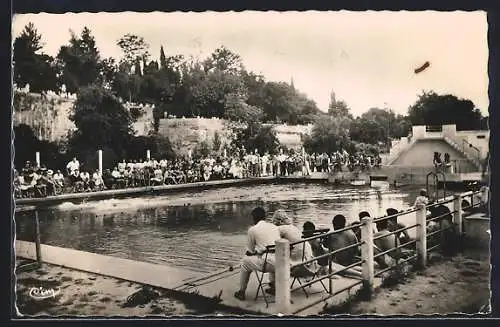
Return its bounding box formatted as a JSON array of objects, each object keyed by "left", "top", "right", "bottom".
[
  {"left": 275, "top": 239, "right": 291, "bottom": 315},
  {"left": 415, "top": 204, "right": 427, "bottom": 268},
  {"left": 453, "top": 194, "right": 464, "bottom": 251},
  {"left": 360, "top": 217, "right": 374, "bottom": 297},
  {"left": 34, "top": 210, "right": 42, "bottom": 265}
]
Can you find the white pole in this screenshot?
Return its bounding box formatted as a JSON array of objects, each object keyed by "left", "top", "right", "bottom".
[
  {"left": 360, "top": 216, "right": 374, "bottom": 296},
  {"left": 275, "top": 239, "right": 291, "bottom": 315},
  {"left": 146, "top": 149, "right": 151, "bottom": 161},
  {"left": 416, "top": 204, "right": 428, "bottom": 268},
  {"left": 453, "top": 194, "right": 463, "bottom": 249},
  {"left": 35, "top": 152, "right": 40, "bottom": 168},
  {"left": 98, "top": 149, "right": 103, "bottom": 176}
]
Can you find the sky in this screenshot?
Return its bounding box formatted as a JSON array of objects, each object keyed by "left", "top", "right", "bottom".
[{"left": 12, "top": 11, "right": 489, "bottom": 117}]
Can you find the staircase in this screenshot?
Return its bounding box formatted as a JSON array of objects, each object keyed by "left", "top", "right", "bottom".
[
  {"left": 443, "top": 136, "right": 482, "bottom": 170},
  {"left": 385, "top": 138, "right": 416, "bottom": 165}
]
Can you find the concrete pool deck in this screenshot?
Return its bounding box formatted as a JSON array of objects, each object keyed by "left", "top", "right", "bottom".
[
  {"left": 15, "top": 240, "right": 384, "bottom": 315},
  {"left": 15, "top": 240, "right": 200, "bottom": 290}
]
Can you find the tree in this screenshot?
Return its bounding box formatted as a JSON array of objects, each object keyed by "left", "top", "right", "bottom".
[
  {"left": 349, "top": 118, "right": 386, "bottom": 145},
  {"left": 69, "top": 85, "right": 134, "bottom": 159},
  {"left": 328, "top": 92, "right": 352, "bottom": 118},
  {"left": 303, "top": 116, "right": 353, "bottom": 153},
  {"left": 203, "top": 46, "right": 243, "bottom": 74},
  {"left": 213, "top": 131, "right": 222, "bottom": 152},
  {"left": 13, "top": 23, "right": 58, "bottom": 92},
  {"left": 408, "top": 91, "right": 484, "bottom": 130},
  {"left": 232, "top": 122, "right": 280, "bottom": 155},
  {"left": 57, "top": 27, "right": 101, "bottom": 93},
  {"left": 159, "top": 45, "right": 167, "bottom": 70},
  {"left": 117, "top": 34, "right": 150, "bottom": 68}
]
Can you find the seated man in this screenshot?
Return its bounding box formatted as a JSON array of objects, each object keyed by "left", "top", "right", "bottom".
[
  {"left": 111, "top": 167, "right": 125, "bottom": 188},
  {"left": 386, "top": 208, "right": 412, "bottom": 247},
  {"left": 234, "top": 207, "right": 281, "bottom": 301},
  {"left": 53, "top": 170, "right": 65, "bottom": 193},
  {"left": 150, "top": 167, "right": 164, "bottom": 186},
  {"left": 327, "top": 215, "right": 359, "bottom": 266},
  {"left": 303, "top": 221, "right": 329, "bottom": 273},
  {"left": 79, "top": 169, "right": 91, "bottom": 191},
  {"left": 91, "top": 169, "right": 106, "bottom": 191},
  {"left": 163, "top": 169, "right": 177, "bottom": 185},
  {"left": 41, "top": 169, "right": 56, "bottom": 196},
  {"left": 373, "top": 219, "right": 401, "bottom": 268}
]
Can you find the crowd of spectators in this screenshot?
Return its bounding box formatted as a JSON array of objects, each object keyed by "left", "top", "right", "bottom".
[{"left": 13, "top": 147, "right": 382, "bottom": 198}]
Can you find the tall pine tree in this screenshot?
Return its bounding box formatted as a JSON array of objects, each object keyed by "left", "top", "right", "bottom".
[{"left": 159, "top": 45, "right": 167, "bottom": 71}]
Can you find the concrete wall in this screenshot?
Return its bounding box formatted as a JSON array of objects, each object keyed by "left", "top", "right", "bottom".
[
  {"left": 13, "top": 91, "right": 155, "bottom": 142},
  {"left": 392, "top": 139, "right": 476, "bottom": 171},
  {"left": 13, "top": 92, "right": 76, "bottom": 142}
]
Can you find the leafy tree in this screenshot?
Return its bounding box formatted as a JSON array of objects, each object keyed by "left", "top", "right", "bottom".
[
  {"left": 203, "top": 46, "right": 243, "bottom": 74},
  {"left": 303, "top": 116, "right": 353, "bottom": 153},
  {"left": 117, "top": 34, "right": 150, "bottom": 68},
  {"left": 13, "top": 23, "right": 58, "bottom": 92},
  {"left": 408, "top": 91, "right": 484, "bottom": 130},
  {"left": 225, "top": 95, "right": 264, "bottom": 123},
  {"left": 232, "top": 122, "right": 280, "bottom": 155},
  {"left": 328, "top": 92, "right": 352, "bottom": 118},
  {"left": 349, "top": 117, "right": 386, "bottom": 145},
  {"left": 69, "top": 85, "right": 134, "bottom": 159},
  {"left": 213, "top": 131, "right": 222, "bottom": 152},
  {"left": 13, "top": 124, "right": 64, "bottom": 170},
  {"left": 56, "top": 27, "right": 101, "bottom": 93}
]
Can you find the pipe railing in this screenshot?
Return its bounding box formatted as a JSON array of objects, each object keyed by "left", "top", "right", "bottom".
[{"left": 274, "top": 190, "right": 483, "bottom": 314}]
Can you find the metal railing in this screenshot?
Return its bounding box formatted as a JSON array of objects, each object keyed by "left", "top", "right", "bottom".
[
  {"left": 462, "top": 139, "right": 481, "bottom": 163},
  {"left": 273, "top": 190, "right": 483, "bottom": 314}
]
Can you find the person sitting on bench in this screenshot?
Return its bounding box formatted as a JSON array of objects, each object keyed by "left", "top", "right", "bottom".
[{"left": 234, "top": 207, "right": 281, "bottom": 301}]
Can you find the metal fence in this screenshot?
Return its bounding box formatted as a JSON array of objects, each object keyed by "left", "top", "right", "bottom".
[{"left": 272, "top": 190, "right": 484, "bottom": 314}]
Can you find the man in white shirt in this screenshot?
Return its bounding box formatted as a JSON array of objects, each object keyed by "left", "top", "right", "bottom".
[
  {"left": 234, "top": 207, "right": 281, "bottom": 301},
  {"left": 66, "top": 158, "right": 80, "bottom": 176}
]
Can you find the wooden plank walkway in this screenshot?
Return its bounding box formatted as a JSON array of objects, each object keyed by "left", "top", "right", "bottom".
[{"left": 15, "top": 240, "right": 200, "bottom": 290}]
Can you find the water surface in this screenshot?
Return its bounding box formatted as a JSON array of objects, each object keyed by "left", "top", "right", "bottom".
[{"left": 15, "top": 183, "right": 421, "bottom": 274}]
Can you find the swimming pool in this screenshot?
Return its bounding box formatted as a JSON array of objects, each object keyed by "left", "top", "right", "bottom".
[{"left": 15, "top": 183, "right": 421, "bottom": 274}]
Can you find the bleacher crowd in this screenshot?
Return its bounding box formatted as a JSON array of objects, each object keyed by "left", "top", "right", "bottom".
[{"left": 14, "top": 148, "right": 382, "bottom": 198}]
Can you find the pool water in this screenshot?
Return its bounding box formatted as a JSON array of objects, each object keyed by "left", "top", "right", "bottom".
[{"left": 15, "top": 183, "right": 421, "bottom": 274}]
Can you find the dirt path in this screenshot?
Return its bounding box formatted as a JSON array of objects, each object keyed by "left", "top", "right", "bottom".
[
  {"left": 348, "top": 250, "right": 491, "bottom": 315},
  {"left": 14, "top": 260, "right": 222, "bottom": 317}
]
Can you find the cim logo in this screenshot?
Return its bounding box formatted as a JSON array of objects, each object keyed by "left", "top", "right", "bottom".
[{"left": 28, "top": 286, "right": 61, "bottom": 300}]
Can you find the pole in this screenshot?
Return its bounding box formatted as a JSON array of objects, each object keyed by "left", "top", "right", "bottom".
[
  {"left": 98, "top": 149, "right": 103, "bottom": 176},
  {"left": 35, "top": 152, "right": 40, "bottom": 168},
  {"left": 34, "top": 210, "right": 42, "bottom": 265},
  {"left": 275, "top": 239, "right": 291, "bottom": 315},
  {"left": 146, "top": 149, "right": 151, "bottom": 161},
  {"left": 453, "top": 194, "right": 463, "bottom": 251},
  {"left": 360, "top": 216, "right": 374, "bottom": 297},
  {"left": 416, "top": 204, "right": 427, "bottom": 268}
]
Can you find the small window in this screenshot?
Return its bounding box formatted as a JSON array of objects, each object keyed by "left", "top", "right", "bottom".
[{"left": 477, "top": 135, "right": 486, "bottom": 139}]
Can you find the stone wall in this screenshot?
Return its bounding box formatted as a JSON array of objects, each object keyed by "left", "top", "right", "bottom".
[
  {"left": 12, "top": 91, "right": 155, "bottom": 142},
  {"left": 13, "top": 91, "right": 76, "bottom": 143}
]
